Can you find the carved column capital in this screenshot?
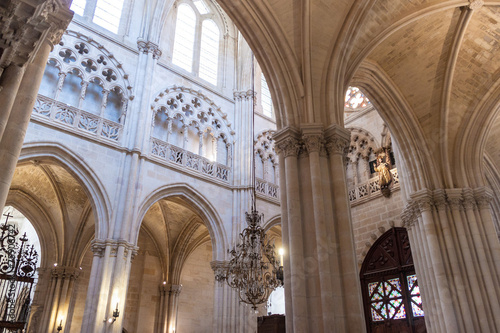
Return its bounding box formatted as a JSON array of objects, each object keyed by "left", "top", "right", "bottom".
[
  {"left": 302, "top": 134, "right": 324, "bottom": 154},
  {"left": 274, "top": 127, "right": 302, "bottom": 158},
  {"left": 446, "top": 189, "right": 463, "bottom": 210},
  {"left": 210, "top": 260, "right": 229, "bottom": 282},
  {"left": 410, "top": 189, "right": 434, "bottom": 212},
  {"left": 473, "top": 186, "right": 493, "bottom": 209},
  {"left": 137, "top": 39, "right": 162, "bottom": 59},
  {"left": 233, "top": 90, "right": 256, "bottom": 101},
  {"left": 0, "top": 0, "right": 72, "bottom": 68},
  {"left": 301, "top": 124, "right": 325, "bottom": 156},
  {"left": 462, "top": 188, "right": 477, "bottom": 211},
  {"left": 170, "top": 284, "right": 182, "bottom": 296},
  {"left": 91, "top": 239, "right": 106, "bottom": 257},
  {"left": 433, "top": 189, "right": 448, "bottom": 210},
  {"left": 324, "top": 124, "right": 350, "bottom": 157},
  {"left": 51, "top": 266, "right": 81, "bottom": 280}
]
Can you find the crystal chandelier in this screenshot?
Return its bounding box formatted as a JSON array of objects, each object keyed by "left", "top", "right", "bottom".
[
  {"left": 218, "top": 208, "right": 283, "bottom": 310},
  {"left": 215, "top": 54, "right": 283, "bottom": 310}
]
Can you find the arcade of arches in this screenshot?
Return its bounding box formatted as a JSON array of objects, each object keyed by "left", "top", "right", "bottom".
[{"left": 0, "top": 0, "right": 499, "bottom": 332}]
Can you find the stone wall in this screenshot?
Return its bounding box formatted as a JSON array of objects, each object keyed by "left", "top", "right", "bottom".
[
  {"left": 177, "top": 242, "right": 215, "bottom": 333},
  {"left": 350, "top": 188, "right": 405, "bottom": 267}
]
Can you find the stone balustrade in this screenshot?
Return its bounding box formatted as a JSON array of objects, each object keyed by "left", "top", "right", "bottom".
[
  {"left": 32, "top": 95, "right": 122, "bottom": 142},
  {"left": 348, "top": 168, "right": 399, "bottom": 203},
  {"left": 255, "top": 177, "right": 279, "bottom": 200},
  {"left": 151, "top": 138, "right": 230, "bottom": 183}
]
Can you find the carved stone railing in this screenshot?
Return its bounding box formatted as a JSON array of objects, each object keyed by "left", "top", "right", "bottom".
[
  {"left": 32, "top": 95, "right": 122, "bottom": 141},
  {"left": 255, "top": 177, "right": 279, "bottom": 200},
  {"left": 348, "top": 168, "right": 399, "bottom": 203},
  {"left": 151, "top": 138, "right": 230, "bottom": 183}
]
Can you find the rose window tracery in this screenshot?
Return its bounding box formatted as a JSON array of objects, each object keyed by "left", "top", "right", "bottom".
[{"left": 345, "top": 86, "right": 370, "bottom": 109}]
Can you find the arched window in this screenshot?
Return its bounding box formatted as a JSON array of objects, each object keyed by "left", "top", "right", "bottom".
[
  {"left": 172, "top": 4, "right": 197, "bottom": 72},
  {"left": 360, "top": 228, "right": 426, "bottom": 333},
  {"left": 70, "top": 0, "right": 125, "bottom": 34},
  {"left": 261, "top": 75, "right": 273, "bottom": 118},
  {"left": 199, "top": 20, "right": 220, "bottom": 85},
  {"left": 171, "top": 1, "right": 222, "bottom": 86}
]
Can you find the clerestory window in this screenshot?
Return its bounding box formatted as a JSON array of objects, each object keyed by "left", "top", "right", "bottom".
[
  {"left": 261, "top": 75, "right": 273, "bottom": 118},
  {"left": 70, "top": 0, "right": 126, "bottom": 34},
  {"left": 171, "top": 1, "right": 221, "bottom": 86}
]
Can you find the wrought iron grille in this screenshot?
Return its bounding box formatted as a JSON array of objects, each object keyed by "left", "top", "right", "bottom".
[{"left": 0, "top": 213, "right": 38, "bottom": 332}]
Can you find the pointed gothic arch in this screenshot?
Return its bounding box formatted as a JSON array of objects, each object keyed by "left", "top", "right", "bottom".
[
  {"left": 17, "top": 142, "right": 111, "bottom": 240},
  {"left": 135, "top": 183, "right": 228, "bottom": 260}
]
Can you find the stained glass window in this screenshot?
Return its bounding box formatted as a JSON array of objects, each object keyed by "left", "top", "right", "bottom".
[
  {"left": 199, "top": 20, "right": 220, "bottom": 85},
  {"left": 172, "top": 4, "right": 197, "bottom": 72},
  {"left": 345, "top": 86, "right": 370, "bottom": 109},
  {"left": 368, "top": 279, "right": 406, "bottom": 321},
  {"left": 408, "top": 274, "right": 425, "bottom": 317}
]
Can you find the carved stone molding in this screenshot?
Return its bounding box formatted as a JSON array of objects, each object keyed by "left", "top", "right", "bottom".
[
  {"left": 51, "top": 266, "right": 81, "bottom": 280},
  {"left": 469, "top": 0, "right": 484, "bottom": 10},
  {"left": 137, "top": 39, "right": 162, "bottom": 59}
]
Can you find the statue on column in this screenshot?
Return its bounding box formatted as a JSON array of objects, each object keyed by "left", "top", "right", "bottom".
[{"left": 374, "top": 149, "right": 392, "bottom": 197}]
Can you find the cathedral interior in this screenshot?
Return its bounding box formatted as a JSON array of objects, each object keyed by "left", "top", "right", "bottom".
[{"left": 0, "top": 0, "right": 499, "bottom": 332}]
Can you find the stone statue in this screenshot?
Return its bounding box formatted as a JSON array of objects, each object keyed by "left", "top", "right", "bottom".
[{"left": 374, "top": 151, "right": 392, "bottom": 197}]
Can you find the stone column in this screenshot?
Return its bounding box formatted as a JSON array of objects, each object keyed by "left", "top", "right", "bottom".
[
  {"left": 402, "top": 187, "right": 500, "bottom": 333},
  {"left": 157, "top": 283, "right": 168, "bottom": 333},
  {"left": 0, "top": 41, "right": 52, "bottom": 212},
  {"left": 54, "top": 72, "right": 67, "bottom": 100},
  {"left": 78, "top": 80, "right": 89, "bottom": 109},
  {"left": 273, "top": 125, "right": 364, "bottom": 333},
  {"left": 38, "top": 266, "right": 81, "bottom": 333},
  {"left": 0, "top": 0, "right": 73, "bottom": 212},
  {"left": 80, "top": 239, "right": 138, "bottom": 333},
  {"left": 0, "top": 64, "right": 25, "bottom": 139},
  {"left": 166, "top": 284, "right": 182, "bottom": 333},
  {"left": 198, "top": 131, "right": 204, "bottom": 155}
]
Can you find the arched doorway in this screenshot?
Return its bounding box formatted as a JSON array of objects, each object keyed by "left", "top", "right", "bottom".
[{"left": 360, "top": 228, "right": 426, "bottom": 333}]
